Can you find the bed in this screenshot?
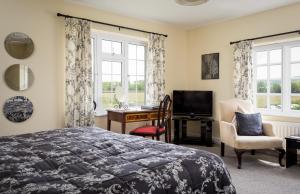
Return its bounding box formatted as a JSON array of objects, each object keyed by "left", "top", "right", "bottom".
[{"left": 0, "top": 127, "right": 236, "bottom": 194}]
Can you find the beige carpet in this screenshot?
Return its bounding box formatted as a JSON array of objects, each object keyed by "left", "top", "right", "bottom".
[{"left": 188, "top": 144, "right": 300, "bottom": 194}]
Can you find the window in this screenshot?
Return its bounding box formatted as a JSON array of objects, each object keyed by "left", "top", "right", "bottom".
[
  {"left": 92, "top": 33, "right": 146, "bottom": 115},
  {"left": 253, "top": 41, "right": 300, "bottom": 116},
  {"left": 290, "top": 46, "right": 300, "bottom": 111}
]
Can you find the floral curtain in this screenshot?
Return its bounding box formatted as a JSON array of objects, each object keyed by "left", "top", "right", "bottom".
[
  {"left": 64, "top": 18, "right": 94, "bottom": 127},
  {"left": 146, "top": 34, "right": 166, "bottom": 105},
  {"left": 233, "top": 40, "right": 253, "bottom": 101}
]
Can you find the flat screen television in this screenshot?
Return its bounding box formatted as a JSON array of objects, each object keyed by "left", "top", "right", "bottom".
[{"left": 172, "top": 90, "right": 213, "bottom": 117}]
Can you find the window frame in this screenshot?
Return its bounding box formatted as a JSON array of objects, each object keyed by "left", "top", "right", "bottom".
[
  {"left": 288, "top": 42, "right": 300, "bottom": 115},
  {"left": 253, "top": 40, "right": 300, "bottom": 117},
  {"left": 92, "top": 32, "right": 147, "bottom": 116}
]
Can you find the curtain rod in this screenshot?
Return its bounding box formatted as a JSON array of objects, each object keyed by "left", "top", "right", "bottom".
[
  {"left": 230, "top": 29, "right": 300, "bottom": 45},
  {"left": 57, "top": 13, "right": 168, "bottom": 38}
]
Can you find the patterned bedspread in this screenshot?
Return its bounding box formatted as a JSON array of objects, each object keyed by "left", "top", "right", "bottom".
[{"left": 0, "top": 127, "right": 236, "bottom": 194}]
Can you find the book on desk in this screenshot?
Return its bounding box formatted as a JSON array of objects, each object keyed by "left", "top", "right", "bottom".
[{"left": 141, "top": 105, "right": 160, "bottom": 110}]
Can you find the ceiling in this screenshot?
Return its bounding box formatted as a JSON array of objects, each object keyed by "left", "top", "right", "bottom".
[{"left": 67, "top": 0, "right": 300, "bottom": 28}]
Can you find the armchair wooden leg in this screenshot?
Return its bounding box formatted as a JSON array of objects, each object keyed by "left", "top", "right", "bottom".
[
  {"left": 251, "top": 150, "right": 255, "bottom": 155},
  {"left": 276, "top": 148, "right": 285, "bottom": 167},
  {"left": 234, "top": 149, "right": 246, "bottom": 169},
  {"left": 221, "top": 142, "right": 225, "bottom": 157}
]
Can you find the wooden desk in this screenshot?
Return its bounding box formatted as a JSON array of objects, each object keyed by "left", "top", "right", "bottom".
[{"left": 107, "top": 108, "right": 171, "bottom": 142}]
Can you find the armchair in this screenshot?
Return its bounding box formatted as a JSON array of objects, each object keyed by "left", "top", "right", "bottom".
[{"left": 219, "top": 99, "right": 285, "bottom": 169}]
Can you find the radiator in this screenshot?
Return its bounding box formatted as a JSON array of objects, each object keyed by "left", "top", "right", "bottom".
[{"left": 269, "top": 121, "right": 300, "bottom": 138}]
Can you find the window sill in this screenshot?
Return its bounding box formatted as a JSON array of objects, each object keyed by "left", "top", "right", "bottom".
[{"left": 260, "top": 111, "right": 300, "bottom": 118}]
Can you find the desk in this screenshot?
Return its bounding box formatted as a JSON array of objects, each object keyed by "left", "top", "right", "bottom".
[
  {"left": 286, "top": 136, "right": 300, "bottom": 168},
  {"left": 107, "top": 108, "right": 171, "bottom": 142}
]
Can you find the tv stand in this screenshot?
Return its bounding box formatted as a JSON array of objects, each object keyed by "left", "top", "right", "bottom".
[{"left": 173, "top": 116, "right": 214, "bottom": 147}]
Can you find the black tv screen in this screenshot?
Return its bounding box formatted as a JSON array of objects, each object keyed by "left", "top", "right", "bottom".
[{"left": 172, "top": 90, "right": 213, "bottom": 117}]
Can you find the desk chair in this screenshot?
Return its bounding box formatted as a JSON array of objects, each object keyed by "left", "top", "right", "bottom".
[{"left": 130, "top": 95, "right": 172, "bottom": 142}]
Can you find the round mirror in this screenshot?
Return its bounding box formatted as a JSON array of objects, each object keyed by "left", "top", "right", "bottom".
[
  {"left": 3, "top": 96, "right": 34, "bottom": 123},
  {"left": 4, "top": 32, "right": 34, "bottom": 59},
  {"left": 4, "top": 64, "right": 34, "bottom": 91}
]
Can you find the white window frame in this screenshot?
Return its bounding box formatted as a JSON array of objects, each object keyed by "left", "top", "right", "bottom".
[
  {"left": 253, "top": 40, "right": 300, "bottom": 117},
  {"left": 92, "top": 32, "right": 147, "bottom": 116}
]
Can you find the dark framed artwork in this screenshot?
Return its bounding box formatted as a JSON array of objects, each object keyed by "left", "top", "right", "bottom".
[
  {"left": 201, "top": 53, "right": 219, "bottom": 80},
  {"left": 3, "top": 96, "right": 33, "bottom": 122}
]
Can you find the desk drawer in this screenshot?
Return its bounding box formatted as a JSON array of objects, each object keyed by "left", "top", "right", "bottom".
[
  {"left": 150, "top": 112, "right": 160, "bottom": 120},
  {"left": 126, "top": 113, "right": 150, "bottom": 122},
  {"left": 125, "top": 112, "right": 167, "bottom": 122}
]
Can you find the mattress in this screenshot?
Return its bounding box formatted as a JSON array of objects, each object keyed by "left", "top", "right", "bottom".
[{"left": 0, "top": 127, "right": 236, "bottom": 194}]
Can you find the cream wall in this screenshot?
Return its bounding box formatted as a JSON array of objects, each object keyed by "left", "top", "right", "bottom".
[
  {"left": 187, "top": 3, "right": 300, "bottom": 137},
  {"left": 0, "top": 0, "right": 65, "bottom": 136},
  {"left": 1, "top": 0, "right": 299, "bottom": 137},
  {"left": 0, "top": 0, "right": 188, "bottom": 136}
]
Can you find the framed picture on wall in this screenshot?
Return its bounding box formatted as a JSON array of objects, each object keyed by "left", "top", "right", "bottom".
[{"left": 201, "top": 53, "right": 219, "bottom": 80}]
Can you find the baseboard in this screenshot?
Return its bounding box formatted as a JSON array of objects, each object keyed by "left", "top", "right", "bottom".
[{"left": 213, "top": 137, "right": 221, "bottom": 145}]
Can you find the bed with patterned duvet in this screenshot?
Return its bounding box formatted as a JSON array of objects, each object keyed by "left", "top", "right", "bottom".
[{"left": 0, "top": 127, "right": 236, "bottom": 194}]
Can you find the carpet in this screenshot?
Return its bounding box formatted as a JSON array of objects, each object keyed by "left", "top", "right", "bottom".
[{"left": 189, "top": 145, "right": 300, "bottom": 194}]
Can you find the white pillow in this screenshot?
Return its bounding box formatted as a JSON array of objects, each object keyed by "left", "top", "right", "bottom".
[{"left": 237, "top": 105, "right": 253, "bottom": 114}]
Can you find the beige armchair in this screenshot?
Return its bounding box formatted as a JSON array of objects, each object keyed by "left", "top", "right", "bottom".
[{"left": 219, "top": 99, "right": 285, "bottom": 169}]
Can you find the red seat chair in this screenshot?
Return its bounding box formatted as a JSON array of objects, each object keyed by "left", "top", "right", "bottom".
[{"left": 130, "top": 95, "right": 172, "bottom": 142}]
